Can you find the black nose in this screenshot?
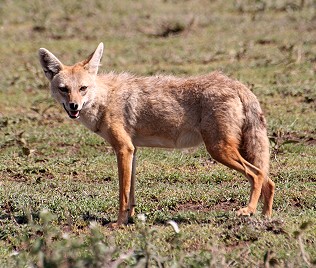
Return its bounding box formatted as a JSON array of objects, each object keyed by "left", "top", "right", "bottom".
[{"left": 69, "top": 103, "right": 79, "bottom": 110}]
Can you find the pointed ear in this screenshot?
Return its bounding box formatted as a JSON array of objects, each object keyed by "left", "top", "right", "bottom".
[
  {"left": 83, "top": 42, "right": 104, "bottom": 75},
  {"left": 38, "top": 48, "right": 63, "bottom": 81}
]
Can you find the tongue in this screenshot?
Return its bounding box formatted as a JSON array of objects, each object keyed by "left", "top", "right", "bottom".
[{"left": 70, "top": 111, "right": 80, "bottom": 117}]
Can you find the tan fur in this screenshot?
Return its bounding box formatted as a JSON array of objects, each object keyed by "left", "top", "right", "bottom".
[{"left": 38, "top": 43, "right": 275, "bottom": 226}]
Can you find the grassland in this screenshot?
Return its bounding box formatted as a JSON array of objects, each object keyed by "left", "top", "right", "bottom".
[{"left": 0, "top": 0, "right": 315, "bottom": 267}]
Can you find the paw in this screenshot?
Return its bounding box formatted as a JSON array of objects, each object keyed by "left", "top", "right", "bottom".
[
  {"left": 106, "top": 221, "right": 126, "bottom": 229},
  {"left": 128, "top": 208, "right": 136, "bottom": 219},
  {"left": 106, "top": 222, "right": 120, "bottom": 229},
  {"left": 236, "top": 207, "right": 255, "bottom": 216},
  {"left": 262, "top": 209, "right": 272, "bottom": 218}
]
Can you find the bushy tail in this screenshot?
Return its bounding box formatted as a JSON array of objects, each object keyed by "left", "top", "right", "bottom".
[
  {"left": 238, "top": 88, "right": 270, "bottom": 179},
  {"left": 238, "top": 86, "right": 275, "bottom": 216}
]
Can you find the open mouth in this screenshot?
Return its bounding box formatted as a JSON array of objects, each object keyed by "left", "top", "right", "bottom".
[{"left": 63, "top": 103, "right": 81, "bottom": 119}]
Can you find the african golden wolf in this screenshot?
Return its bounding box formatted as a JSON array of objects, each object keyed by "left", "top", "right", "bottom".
[{"left": 38, "top": 43, "right": 275, "bottom": 227}]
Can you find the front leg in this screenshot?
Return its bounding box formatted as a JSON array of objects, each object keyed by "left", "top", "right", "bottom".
[
  {"left": 128, "top": 147, "right": 137, "bottom": 219},
  {"left": 115, "top": 144, "right": 135, "bottom": 226}
]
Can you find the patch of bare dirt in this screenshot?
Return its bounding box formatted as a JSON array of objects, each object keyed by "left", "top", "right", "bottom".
[
  {"left": 212, "top": 200, "right": 241, "bottom": 212},
  {"left": 270, "top": 130, "right": 316, "bottom": 146},
  {"left": 270, "top": 130, "right": 316, "bottom": 155},
  {"left": 176, "top": 202, "right": 211, "bottom": 213},
  {"left": 175, "top": 199, "right": 241, "bottom": 213}
]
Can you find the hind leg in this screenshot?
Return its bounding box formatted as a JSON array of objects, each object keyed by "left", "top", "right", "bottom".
[
  {"left": 261, "top": 177, "right": 275, "bottom": 217},
  {"left": 204, "top": 138, "right": 265, "bottom": 216}
]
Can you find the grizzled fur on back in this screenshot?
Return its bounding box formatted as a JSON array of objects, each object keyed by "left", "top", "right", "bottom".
[{"left": 98, "top": 71, "right": 269, "bottom": 177}]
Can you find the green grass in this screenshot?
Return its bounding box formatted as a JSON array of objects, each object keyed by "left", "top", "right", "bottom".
[{"left": 0, "top": 0, "right": 315, "bottom": 267}]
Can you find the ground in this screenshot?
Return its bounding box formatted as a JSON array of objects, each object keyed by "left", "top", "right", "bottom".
[{"left": 0, "top": 0, "right": 315, "bottom": 267}]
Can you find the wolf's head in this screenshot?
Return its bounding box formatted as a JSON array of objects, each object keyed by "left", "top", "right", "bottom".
[{"left": 38, "top": 43, "right": 103, "bottom": 119}]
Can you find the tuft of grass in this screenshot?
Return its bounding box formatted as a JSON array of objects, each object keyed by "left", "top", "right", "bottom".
[{"left": 5, "top": 209, "right": 316, "bottom": 268}]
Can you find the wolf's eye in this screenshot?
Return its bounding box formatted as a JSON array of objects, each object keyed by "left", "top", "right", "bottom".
[
  {"left": 58, "top": 86, "right": 69, "bottom": 93},
  {"left": 80, "top": 86, "right": 88, "bottom": 92}
]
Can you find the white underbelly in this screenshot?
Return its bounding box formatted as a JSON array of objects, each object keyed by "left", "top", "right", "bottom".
[{"left": 133, "top": 130, "right": 203, "bottom": 148}]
